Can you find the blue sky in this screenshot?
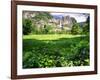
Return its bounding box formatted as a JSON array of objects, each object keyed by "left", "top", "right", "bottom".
[{"left": 50, "top": 12, "right": 89, "bottom": 23}]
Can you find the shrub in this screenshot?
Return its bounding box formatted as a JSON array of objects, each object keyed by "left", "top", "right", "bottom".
[
  {"left": 82, "top": 23, "right": 89, "bottom": 34},
  {"left": 69, "top": 37, "right": 89, "bottom": 66},
  {"left": 71, "top": 23, "right": 82, "bottom": 35},
  {"left": 23, "top": 19, "right": 32, "bottom": 35}
]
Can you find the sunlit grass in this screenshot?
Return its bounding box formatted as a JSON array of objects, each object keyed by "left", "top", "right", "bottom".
[{"left": 23, "top": 34, "right": 85, "bottom": 40}]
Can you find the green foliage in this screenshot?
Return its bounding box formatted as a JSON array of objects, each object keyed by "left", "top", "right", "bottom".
[
  {"left": 34, "top": 12, "right": 53, "bottom": 22},
  {"left": 71, "top": 23, "right": 82, "bottom": 35},
  {"left": 82, "top": 23, "right": 89, "bottom": 34},
  {"left": 23, "top": 12, "right": 90, "bottom": 35},
  {"left": 82, "top": 16, "right": 90, "bottom": 34},
  {"left": 31, "top": 24, "right": 37, "bottom": 34},
  {"left": 43, "top": 25, "right": 53, "bottom": 34},
  {"left": 23, "top": 19, "right": 32, "bottom": 35},
  {"left": 69, "top": 38, "right": 89, "bottom": 66},
  {"left": 23, "top": 34, "right": 89, "bottom": 68},
  {"left": 22, "top": 13, "right": 90, "bottom": 68},
  {"left": 29, "top": 12, "right": 54, "bottom": 34}
]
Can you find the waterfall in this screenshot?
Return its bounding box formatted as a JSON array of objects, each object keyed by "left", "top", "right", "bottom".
[
  {"left": 59, "top": 20, "right": 63, "bottom": 30},
  {"left": 59, "top": 20, "right": 62, "bottom": 28}
]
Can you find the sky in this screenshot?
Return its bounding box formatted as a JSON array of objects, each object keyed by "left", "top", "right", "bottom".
[{"left": 50, "top": 12, "right": 89, "bottom": 23}]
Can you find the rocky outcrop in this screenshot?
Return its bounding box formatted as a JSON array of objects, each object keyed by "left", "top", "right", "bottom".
[{"left": 23, "top": 11, "right": 77, "bottom": 32}]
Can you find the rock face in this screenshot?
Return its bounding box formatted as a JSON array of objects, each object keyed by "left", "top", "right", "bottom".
[
  {"left": 23, "top": 11, "right": 39, "bottom": 19},
  {"left": 23, "top": 11, "right": 77, "bottom": 32},
  {"left": 61, "top": 16, "right": 74, "bottom": 30}
]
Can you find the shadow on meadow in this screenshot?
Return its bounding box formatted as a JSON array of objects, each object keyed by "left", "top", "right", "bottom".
[{"left": 23, "top": 36, "right": 89, "bottom": 68}]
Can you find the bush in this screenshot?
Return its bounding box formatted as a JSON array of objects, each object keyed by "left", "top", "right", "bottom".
[
  {"left": 69, "top": 37, "right": 89, "bottom": 66},
  {"left": 82, "top": 23, "right": 89, "bottom": 34},
  {"left": 23, "top": 19, "right": 32, "bottom": 35},
  {"left": 71, "top": 23, "right": 82, "bottom": 35}
]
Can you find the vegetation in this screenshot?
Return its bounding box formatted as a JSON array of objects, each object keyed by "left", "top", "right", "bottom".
[
  {"left": 22, "top": 12, "right": 90, "bottom": 68},
  {"left": 23, "top": 19, "right": 32, "bottom": 35},
  {"left": 82, "top": 16, "right": 90, "bottom": 34},
  {"left": 23, "top": 34, "right": 89, "bottom": 68},
  {"left": 71, "top": 23, "right": 82, "bottom": 35}
]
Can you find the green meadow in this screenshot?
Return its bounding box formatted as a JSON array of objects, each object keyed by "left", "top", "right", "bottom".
[{"left": 23, "top": 34, "right": 89, "bottom": 68}]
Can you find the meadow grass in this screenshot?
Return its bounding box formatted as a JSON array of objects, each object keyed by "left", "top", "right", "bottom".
[
  {"left": 23, "top": 34, "right": 85, "bottom": 40},
  {"left": 23, "top": 34, "right": 89, "bottom": 68}
]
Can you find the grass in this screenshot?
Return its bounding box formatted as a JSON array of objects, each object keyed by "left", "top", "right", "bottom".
[
  {"left": 23, "top": 34, "right": 85, "bottom": 40},
  {"left": 23, "top": 34, "right": 89, "bottom": 68}
]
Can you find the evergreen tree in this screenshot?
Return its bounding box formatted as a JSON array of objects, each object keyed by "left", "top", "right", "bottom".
[{"left": 71, "top": 23, "right": 81, "bottom": 35}]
